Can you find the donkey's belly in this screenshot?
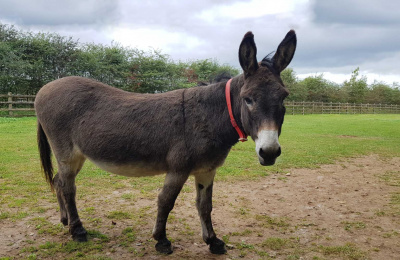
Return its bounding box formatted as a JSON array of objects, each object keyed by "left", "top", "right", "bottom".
[{"left": 90, "top": 159, "right": 164, "bottom": 177}]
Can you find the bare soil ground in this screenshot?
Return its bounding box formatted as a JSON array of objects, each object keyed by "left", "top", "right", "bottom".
[{"left": 1, "top": 155, "right": 399, "bottom": 259}]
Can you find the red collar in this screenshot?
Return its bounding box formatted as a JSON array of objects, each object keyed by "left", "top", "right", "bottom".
[{"left": 225, "top": 79, "right": 248, "bottom": 142}]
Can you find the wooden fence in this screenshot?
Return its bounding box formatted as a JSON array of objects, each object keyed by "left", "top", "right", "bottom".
[
  {"left": 0, "top": 92, "right": 36, "bottom": 116},
  {"left": 1, "top": 93, "right": 400, "bottom": 116},
  {"left": 285, "top": 101, "right": 400, "bottom": 115}
]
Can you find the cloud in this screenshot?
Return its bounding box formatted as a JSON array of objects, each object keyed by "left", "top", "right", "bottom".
[
  {"left": 113, "top": 0, "right": 307, "bottom": 65},
  {"left": 107, "top": 27, "right": 205, "bottom": 53},
  {"left": 0, "top": 0, "right": 308, "bottom": 67},
  {"left": 0, "top": 0, "right": 399, "bottom": 83},
  {"left": 294, "top": 25, "right": 400, "bottom": 67},
  {"left": 289, "top": 0, "right": 400, "bottom": 82},
  {"left": 197, "top": 0, "right": 298, "bottom": 22},
  {"left": 0, "top": 0, "right": 118, "bottom": 26},
  {"left": 313, "top": 0, "right": 400, "bottom": 26}
]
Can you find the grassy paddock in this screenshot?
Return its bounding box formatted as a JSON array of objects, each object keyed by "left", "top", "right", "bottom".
[
  {"left": 1, "top": 114, "right": 399, "bottom": 212},
  {"left": 0, "top": 114, "right": 399, "bottom": 259},
  {"left": 220, "top": 114, "right": 400, "bottom": 179},
  {"left": 1, "top": 114, "right": 399, "bottom": 189}
]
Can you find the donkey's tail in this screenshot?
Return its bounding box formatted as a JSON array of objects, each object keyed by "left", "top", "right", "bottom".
[{"left": 37, "top": 122, "right": 54, "bottom": 191}]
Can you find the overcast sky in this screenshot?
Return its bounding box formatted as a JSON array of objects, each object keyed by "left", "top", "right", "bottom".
[{"left": 1, "top": 0, "right": 399, "bottom": 84}]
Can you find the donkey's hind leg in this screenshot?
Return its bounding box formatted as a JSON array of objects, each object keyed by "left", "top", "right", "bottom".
[
  {"left": 153, "top": 172, "right": 189, "bottom": 254},
  {"left": 195, "top": 170, "right": 226, "bottom": 254},
  {"left": 53, "top": 173, "right": 68, "bottom": 226},
  {"left": 55, "top": 153, "right": 87, "bottom": 242}
]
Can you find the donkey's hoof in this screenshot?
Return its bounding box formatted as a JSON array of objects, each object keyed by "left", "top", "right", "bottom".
[
  {"left": 155, "top": 239, "right": 173, "bottom": 254},
  {"left": 71, "top": 226, "right": 88, "bottom": 242},
  {"left": 61, "top": 217, "right": 68, "bottom": 226},
  {"left": 209, "top": 238, "right": 227, "bottom": 255},
  {"left": 72, "top": 232, "right": 88, "bottom": 242}
]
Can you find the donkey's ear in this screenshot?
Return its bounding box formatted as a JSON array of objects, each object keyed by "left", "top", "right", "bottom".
[
  {"left": 272, "top": 30, "right": 297, "bottom": 73},
  {"left": 239, "top": 31, "right": 259, "bottom": 78}
]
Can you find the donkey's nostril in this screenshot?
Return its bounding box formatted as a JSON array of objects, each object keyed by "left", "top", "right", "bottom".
[
  {"left": 276, "top": 147, "right": 281, "bottom": 157},
  {"left": 259, "top": 148, "right": 266, "bottom": 158},
  {"left": 259, "top": 146, "right": 281, "bottom": 159}
]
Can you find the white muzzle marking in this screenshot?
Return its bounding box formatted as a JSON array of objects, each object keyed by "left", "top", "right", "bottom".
[{"left": 255, "top": 130, "right": 280, "bottom": 164}]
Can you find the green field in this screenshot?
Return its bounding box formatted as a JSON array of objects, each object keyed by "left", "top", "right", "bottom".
[
  {"left": 1, "top": 114, "right": 399, "bottom": 198},
  {"left": 1, "top": 114, "right": 399, "bottom": 259},
  {"left": 2, "top": 114, "right": 399, "bottom": 178},
  {"left": 221, "top": 114, "right": 400, "bottom": 179}
]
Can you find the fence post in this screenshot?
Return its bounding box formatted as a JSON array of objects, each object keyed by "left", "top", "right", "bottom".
[
  {"left": 8, "top": 92, "right": 13, "bottom": 116},
  {"left": 292, "top": 102, "right": 294, "bottom": 115}
]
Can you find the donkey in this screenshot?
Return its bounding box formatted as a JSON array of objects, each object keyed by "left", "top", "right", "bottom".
[{"left": 35, "top": 30, "right": 296, "bottom": 255}]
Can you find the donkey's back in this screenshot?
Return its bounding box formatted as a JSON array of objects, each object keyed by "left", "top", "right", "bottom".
[{"left": 35, "top": 76, "right": 189, "bottom": 177}]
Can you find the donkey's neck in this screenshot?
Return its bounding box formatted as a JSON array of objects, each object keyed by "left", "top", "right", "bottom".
[{"left": 184, "top": 75, "right": 245, "bottom": 147}]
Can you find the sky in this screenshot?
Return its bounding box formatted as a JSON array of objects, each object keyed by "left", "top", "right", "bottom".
[{"left": 1, "top": 0, "right": 399, "bottom": 85}]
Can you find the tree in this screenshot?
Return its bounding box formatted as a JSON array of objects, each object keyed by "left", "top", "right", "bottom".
[
  {"left": 281, "top": 68, "right": 307, "bottom": 101},
  {"left": 4, "top": 22, "right": 399, "bottom": 103},
  {"left": 128, "top": 53, "right": 239, "bottom": 93},
  {"left": 0, "top": 24, "right": 81, "bottom": 94},
  {"left": 366, "top": 81, "right": 400, "bottom": 105},
  {"left": 0, "top": 24, "right": 31, "bottom": 93},
  {"left": 342, "top": 68, "right": 368, "bottom": 103},
  {"left": 298, "top": 74, "right": 330, "bottom": 102},
  {"left": 128, "top": 49, "right": 188, "bottom": 93},
  {"left": 21, "top": 32, "right": 80, "bottom": 93},
  {"left": 187, "top": 59, "right": 239, "bottom": 84},
  {"left": 77, "top": 43, "right": 132, "bottom": 89}
]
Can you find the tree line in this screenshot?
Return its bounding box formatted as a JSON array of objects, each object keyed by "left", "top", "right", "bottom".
[
  {"left": 0, "top": 23, "right": 238, "bottom": 95},
  {"left": 1, "top": 23, "right": 400, "bottom": 105},
  {"left": 282, "top": 68, "right": 400, "bottom": 105}
]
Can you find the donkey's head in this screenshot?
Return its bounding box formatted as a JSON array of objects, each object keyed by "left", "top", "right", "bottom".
[{"left": 238, "top": 30, "right": 296, "bottom": 166}]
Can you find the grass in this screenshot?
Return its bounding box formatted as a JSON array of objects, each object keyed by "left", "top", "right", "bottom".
[
  {"left": 219, "top": 114, "right": 400, "bottom": 179},
  {"left": 1, "top": 115, "right": 399, "bottom": 184},
  {"left": 1, "top": 114, "right": 400, "bottom": 259},
  {"left": 262, "top": 237, "right": 291, "bottom": 250},
  {"left": 316, "top": 243, "right": 367, "bottom": 259},
  {"left": 378, "top": 168, "right": 400, "bottom": 216},
  {"left": 342, "top": 221, "right": 367, "bottom": 232}
]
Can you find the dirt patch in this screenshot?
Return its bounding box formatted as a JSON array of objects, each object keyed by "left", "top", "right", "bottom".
[
  {"left": 1, "top": 155, "right": 399, "bottom": 259},
  {"left": 338, "top": 135, "right": 359, "bottom": 138}
]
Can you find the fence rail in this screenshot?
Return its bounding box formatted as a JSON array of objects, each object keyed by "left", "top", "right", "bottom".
[
  {"left": 1, "top": 93, "right": 400, "bottom": 117},
  {"left": 0, "top": 92, "right": 36, "bottom": 116},
  {"left": 285, "top": 101, "right": 400, "bottom": 115}
]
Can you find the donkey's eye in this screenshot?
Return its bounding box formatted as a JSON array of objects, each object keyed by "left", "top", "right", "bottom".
[{"left": 244, "top": 97, "right": 253, "bottom": 106}]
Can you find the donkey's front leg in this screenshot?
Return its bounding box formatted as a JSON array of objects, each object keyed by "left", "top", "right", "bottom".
[
  {"left": 195, "top": 170, "right": 226, "bottom": 254},
  {"left": 153, "top": 172, "right": 188, "bottom": 254}
]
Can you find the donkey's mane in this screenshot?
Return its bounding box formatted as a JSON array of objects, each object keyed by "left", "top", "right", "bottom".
[
  {"left": 261, "top": 51, "right": 275, "bottom": 67},
  {"left": 197, "top": 71, "right": 233, "bottom": 86}
]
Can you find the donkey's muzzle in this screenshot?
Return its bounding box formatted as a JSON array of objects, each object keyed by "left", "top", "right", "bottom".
[
  {"left": 258, "top": 146, "right": 281, "bottom": 166},
  {"left": 255, "top": 130, "right": 281, "bottom": 166}
]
